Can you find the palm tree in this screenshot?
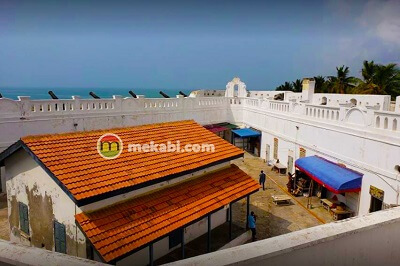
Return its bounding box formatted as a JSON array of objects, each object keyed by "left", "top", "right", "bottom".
[
  {"left": 314, "top": 76, "right": 327, "bottom": 93},
  {"left": 361, "top": 60, "right": 376, "bottom": 83},
  {"left": 275, "top": 81, "right": 294, "bottom": 91},
  {"left": 354, "top": 61, "right": 400, "bottom": 99},
  {"left": 292, "top": 79, "right": 302, "bottom": 92},
  {"left": 327, "top": 66, "right": 357, "bottom": 94}
]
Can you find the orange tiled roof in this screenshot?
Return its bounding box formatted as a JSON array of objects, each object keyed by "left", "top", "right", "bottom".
[
  {"left": 75, "top": 164, "right": 259, "bottom": 262},
  {"left": 21, "top": 120, "right": 244, "bottom": 204}
]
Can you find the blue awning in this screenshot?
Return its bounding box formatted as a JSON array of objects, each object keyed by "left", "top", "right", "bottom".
[
  {"left": 232, "top": 128, "right": 261, "bottom": 138},
  {"left": 295, "top": 156, "right": 363, "bottom": 194}
]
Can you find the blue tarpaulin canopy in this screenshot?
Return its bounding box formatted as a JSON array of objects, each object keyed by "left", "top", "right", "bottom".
[
  {"left": 232, "top": 128, "right": 261, "bottom": 138},
  {"left": 295, "top": 156, "right": 363, "bottom": 194}
]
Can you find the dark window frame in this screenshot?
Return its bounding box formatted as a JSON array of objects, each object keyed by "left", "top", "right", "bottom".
[
  {"left": 18, "top": 202, "right": 29, "bottom": 235},
  {"left": 169, "top": 228, "right": 183, "bottom": 249},
  {"left": 54, "top": 220, "right": 67, "bottom": 254}
]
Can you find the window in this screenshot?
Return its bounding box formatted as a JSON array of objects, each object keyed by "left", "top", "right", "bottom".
[
  {"left": 169, "top": 228, "right": 182, "bottom": 249},
  {"left": 299, "top": 147, "right": 306, "bottom": 158},
  {"left": 19, "top": 202, "right": 29, "bottom": 234},
  {"left": 54, "top": 221, "right": 66, "bottom": 254},
  {"left": 273, "top": 138, "right": 278, "bottom": 159}
]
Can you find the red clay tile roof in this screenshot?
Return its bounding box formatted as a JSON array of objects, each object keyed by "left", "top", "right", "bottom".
[
  {"left": 21, "top": 120, "right": 244, "bottom": 203},
  {"left": 75, "top": 164, "right": 259, "bottom": 262}
]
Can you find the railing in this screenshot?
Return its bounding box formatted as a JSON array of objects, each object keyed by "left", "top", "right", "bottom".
[
  {"left": 268, "top": 100, "right": 289, "bottom": 112},
  {"left": 244, "top": 98, "right": 259, "bottom": 107},
  {"left": 0, "top": 96, "right": 231, "bottom": 119},
  {"left": 229, "top": 98, "right": 242, "bottom": 105},
  {"left": 198, "top": 98, "right": 226, "bottom": 106},
  {"left": 305, "top": 105, "right": 340, "bottom": 121},
  {"left": 144, "top": 98, "right": 179, "bottom": 109},
  {"left": 1, "top": 95, "right": 400, "bottom": 137},
  {"left": 374, "top": 111, "right": 400, "bottom": 132}
]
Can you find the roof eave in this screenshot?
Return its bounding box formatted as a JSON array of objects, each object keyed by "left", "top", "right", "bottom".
[
  {"left": 75, "top": 152, "right": 244, "bottom": 207},
  {"left": 82, "top": 186, "right": 259, "bottom": 264},
  {"left": 0, "top": 140, "right": 24, "bottom": 167}
]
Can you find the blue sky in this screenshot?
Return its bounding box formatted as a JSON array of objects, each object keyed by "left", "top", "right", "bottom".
[{"left": 0, "top": 0, "right": 399, "bottom": 90}]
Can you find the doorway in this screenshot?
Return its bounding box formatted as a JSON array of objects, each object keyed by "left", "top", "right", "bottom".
[
  {"left": 287, "top": 156, "right": 294, "bottom": 175},
  {"left": 370, "top": 196, "right": 383, "bottom": 213},
  {"left": 265, "top": 144, "right": 270, "bottom": 163}
]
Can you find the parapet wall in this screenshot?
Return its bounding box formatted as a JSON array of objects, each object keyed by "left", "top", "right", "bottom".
[
  {"left": 167, "top": 207, "right": 400, "bottom": 266},
  {"left": 0, "top": 96, "right": 230, "bottom": 151},
  {"left": 0, "top": 95, "right": 399, "bottom": 152}
]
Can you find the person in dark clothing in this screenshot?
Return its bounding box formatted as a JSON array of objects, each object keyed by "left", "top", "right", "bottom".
[
  {"left": 248, "top": 211, "right": 257, "bottom": 241},
  {"left": 259, "top": 170, "right": 266, "bottom": 190}
]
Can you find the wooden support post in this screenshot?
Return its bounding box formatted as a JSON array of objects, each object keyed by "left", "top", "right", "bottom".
[
  {"left": 246, "top": 195, "right": 250, "bottom": 229},
  {"left": 149, "top": 243, "right": 154, "bottom": 266},
  {"left": 207, "top": 214, "right": 211, "bottom": 253},
  {"left": 181, "top": 228, "right": 185, "bottom": 259},
  {"left": 229, "top": 203, "right": 233, "bottom": 240}
]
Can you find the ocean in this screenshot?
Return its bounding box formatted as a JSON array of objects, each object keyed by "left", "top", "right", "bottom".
[{"left": 0, "top": 87, "right": 194, "bottom": 100}]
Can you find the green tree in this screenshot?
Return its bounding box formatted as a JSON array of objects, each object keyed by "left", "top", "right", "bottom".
[
  {"left": 355, "top": 61, "right": 400, "bottom": 99},
  {"left": 327, "top": 66, "right": 357, "bottom": 94},
  {"left": 275, "top": 81, "right": 294, "bottom": 91},
  {"left": 314, "top": 75, "right": 327, "bottom": 93},
  {"left": 292, "top": 79, "right": 302, "bottom": 92}
]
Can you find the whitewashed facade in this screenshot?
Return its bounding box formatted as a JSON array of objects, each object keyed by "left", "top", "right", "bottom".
[{"left": 0, "top": 78, "right": 400, "bottom": 263}]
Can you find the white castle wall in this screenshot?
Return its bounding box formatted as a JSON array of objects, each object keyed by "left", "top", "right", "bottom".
[
  {"left": 229, "top": 97, "right": 400, "bottom": 215},
  {"left": 1, "top": 88, "right": 400, "bottom": 215},
  {"left": 0, "top": 96, "right": 229, "bottom": 152}
]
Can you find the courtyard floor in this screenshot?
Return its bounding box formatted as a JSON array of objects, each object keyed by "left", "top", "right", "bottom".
[
  {"left": 232, "top": 152, "right": 333, "bottom": 240},
  {"left": 156, "top": 152, "right": 333, "bottom": 265}
]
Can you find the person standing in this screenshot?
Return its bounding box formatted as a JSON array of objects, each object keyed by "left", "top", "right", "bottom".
[
  {"left": 259, "top": 170, "right": 266, "bottom": 190},
  {"left": 248, "top": 211, "right": 257, "bottom": 241}
]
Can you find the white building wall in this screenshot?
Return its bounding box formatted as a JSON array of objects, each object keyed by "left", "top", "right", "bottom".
[
  {"left": 4, "top": 149, "right": 86, "bottom": 257},
  {"left": 4, "top": 148, "right": 232, "bottom": 264},
  {"left": 116, "top": 208, "right": 227, "bottom": 266},
  {"left": 238, "top": 103, "right": 400, "bottom": 216}
]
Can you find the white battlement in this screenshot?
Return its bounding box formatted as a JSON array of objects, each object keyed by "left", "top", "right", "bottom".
[{"left": 0, "top": 93, "right": 399, "bottom": 153}]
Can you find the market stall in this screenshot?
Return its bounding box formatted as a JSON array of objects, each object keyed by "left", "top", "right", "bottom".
[{"left": 290, "top": 155, "right": 363, "bottom": 219}]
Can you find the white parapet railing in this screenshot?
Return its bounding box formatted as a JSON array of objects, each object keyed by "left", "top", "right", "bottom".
[
  {"left": 0, "top": 95, "right": 399, "bottom": 152},
  {"left": 268, "top": 100, "right": 290, "bottom": 112},
  {"left": 305, "top": 104, "right": 341, "bottom": 121},
  {"left": 167, "top": 207, "right": 400, "bottom": 266},
  {"left": 0, "top": 96, "right": 230, "bottom": 119},
  {"left": 374, "top": 110, "right": 399, "bottom": 131}
]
